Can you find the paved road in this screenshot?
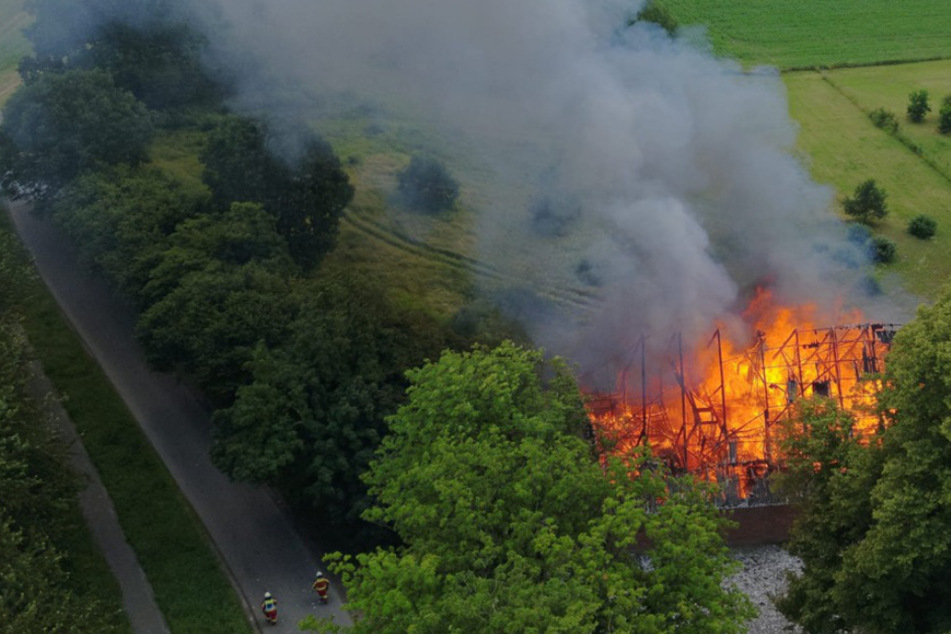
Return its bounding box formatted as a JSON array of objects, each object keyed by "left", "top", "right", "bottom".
[{"left": 9, "top": 202, "right": 352, "bottom": 633}]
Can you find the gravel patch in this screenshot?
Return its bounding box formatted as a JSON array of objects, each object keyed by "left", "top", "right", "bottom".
[{"left": 728, "top": 545, "right": 803, "bottom": 633}]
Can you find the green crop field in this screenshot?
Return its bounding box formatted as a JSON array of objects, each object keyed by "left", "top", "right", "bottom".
[
  {"left": 785, "top": 62, "right": 951, "bottom": 299},
  {"left": 663, "top": 0, "right": 951, "bottom": 70}
]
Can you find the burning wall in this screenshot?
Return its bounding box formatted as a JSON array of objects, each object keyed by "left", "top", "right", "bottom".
[{"left": 584, "top": 291, "right": 899, "bottom": 504}]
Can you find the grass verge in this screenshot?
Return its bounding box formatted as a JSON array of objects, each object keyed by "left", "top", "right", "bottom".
[{"left": 1, "top": 209, "right": 251, "bottom": 633}]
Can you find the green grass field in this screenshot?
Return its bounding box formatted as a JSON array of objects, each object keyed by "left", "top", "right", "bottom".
[
  {"left": 663, "top": 0, "right": 951, "bottom": 70},
  {"left": 785, "top": 62, "right": 951, "bottom": 299}
]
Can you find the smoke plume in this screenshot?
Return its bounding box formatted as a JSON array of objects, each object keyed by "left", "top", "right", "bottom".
[{"left": 189, "top": 0, "right": 896, "bottom": 377}]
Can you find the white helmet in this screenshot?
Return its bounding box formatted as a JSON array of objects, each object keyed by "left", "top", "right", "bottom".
[{"left": 264, "top": 591, "right": 272, "bottom": 599}]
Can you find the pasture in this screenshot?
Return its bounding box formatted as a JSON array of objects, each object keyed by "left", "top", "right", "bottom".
[
  {"left": 785, "top": 61, "right": 951, "bottom": 299},
  {"left": 662, "top": 0, "right": 951, "bottom": 70}
]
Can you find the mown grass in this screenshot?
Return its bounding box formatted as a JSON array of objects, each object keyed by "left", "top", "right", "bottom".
[
  {"left": 785, "top": 66, "right": 951, "bottom": 299},
  {"left": 663, "top": 0, "right": 951, "bottom": 70},
  {"left": 1, "top": 210, "right": 251, "bottom": 633},
  {"left": 820, "top": 59, "right": 951, "bottom": 180}
]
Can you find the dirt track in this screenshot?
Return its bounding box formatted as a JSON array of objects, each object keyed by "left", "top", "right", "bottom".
[{"left": 9, "top": 202, "right": 352, "bottom": 632}]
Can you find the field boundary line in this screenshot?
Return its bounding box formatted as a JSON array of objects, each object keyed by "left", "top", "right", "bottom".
[{"left": 816, "top": 71, "right": 951, "bottom": 188}]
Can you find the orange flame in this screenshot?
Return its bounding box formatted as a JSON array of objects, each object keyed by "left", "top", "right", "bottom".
[{"left": 585, "top": 289, "right": 891, "bottom": 502}]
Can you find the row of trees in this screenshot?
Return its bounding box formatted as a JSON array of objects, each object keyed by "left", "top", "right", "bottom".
[{"left": 0, "top": 0, "right": 518, "bottom": 545}]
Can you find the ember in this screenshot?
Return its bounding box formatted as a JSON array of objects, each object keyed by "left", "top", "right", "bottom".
[{"left": 584, "top": 289, "right": 899, "bottom": 505}]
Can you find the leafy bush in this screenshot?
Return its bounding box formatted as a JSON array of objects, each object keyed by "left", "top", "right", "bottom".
[
  {"left": 397, "top": 155, "right": 460, "bottom": 214},
  {"left": 908, "top": 214, "right": 937, "bottom": 239},
  {"left": 907, "top": 89, "right": 931, "bottom": 123},
  {"left": 939, "top": 95, "right": 951, "bottom": 134},
  {"left": 870, "top": 236, "right": 896, "bottom": 264},
  {"left": 869, "top": 108, "right": 899, "bottom": 133}
]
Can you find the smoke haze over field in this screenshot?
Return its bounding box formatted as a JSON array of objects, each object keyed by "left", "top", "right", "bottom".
[{"left": 190, "top": 0, "right": 892, "bottom": 374}]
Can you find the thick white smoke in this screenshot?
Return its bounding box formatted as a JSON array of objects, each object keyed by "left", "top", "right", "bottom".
[{"left": 193, "top": 0, "right": 888, "bottom": 375}]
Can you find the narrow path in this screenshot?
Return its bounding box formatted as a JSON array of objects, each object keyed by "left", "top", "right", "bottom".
[
  {"left": 9, "top": 202, "right": 352, "bottom": 632},
  {"left": 29, "top": 361, "right": 171, "bottom": 634}
]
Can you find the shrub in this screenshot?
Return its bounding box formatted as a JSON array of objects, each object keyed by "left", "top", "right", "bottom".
[
  {"left": 908, "top": 214, "right": 937, "bottom": 239},
  {"left": 869, "top": 108, "right": 899, "bottom": 133},
  {"left": 939, "top": 95, "right": 951, "bottom": 134},
  {"left": 397, "top": 155, "right": 460, "bottom": 214},
  {"left": 870, "top": 236, "right": 896, "bottom": 264},
  {"left": 907, "top": 89, "right": 931, "bottom": 123}
]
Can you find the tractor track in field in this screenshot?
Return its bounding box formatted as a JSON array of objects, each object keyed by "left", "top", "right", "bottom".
[{"left": 341, "top": 210, "right": 602, "bottom": 312}]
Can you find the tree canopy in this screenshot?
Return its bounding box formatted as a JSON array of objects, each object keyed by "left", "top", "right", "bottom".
[
  {"left": 212, "top": 272, "right": 457, "bottom": 537},
  {"left": 200, "top": 115, "right": 354, "bottom": 270},
  {"left": 842, "top": 178, "right": 888, "bottom": 224},
  {"left": 907, "top": 89, "right": 931, "bottom": 123},
  {"left": 0, "top": 68, "right": 153, "bottom": 200},
  {"left": 309, "top": 343, "right": 753, "bottom": 633}
]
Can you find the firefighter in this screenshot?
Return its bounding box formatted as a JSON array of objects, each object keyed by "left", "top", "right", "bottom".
[
  {"left": 261, "top": 591, "right": 278, "bottom": 624},
  {"left": 313, "top": 571, "right": 330, "bottom": 603}
]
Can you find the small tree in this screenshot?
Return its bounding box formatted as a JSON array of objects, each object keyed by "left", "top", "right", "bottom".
[
  {"left": 843, "top": 179, "right": 888, "bottom": 223},
  {"left": 869, "top": 107, "right": 899, "bottom": 133},
  {"left": 908, "top": 214, "right": 937, "bottom": 239},
  {"left": 907, "top": 89, "right": 931, "bottom": 123},
  {"left": 397, "top": 155, "right": 460, "bottom": 214},
  {"left": 870, "top": 236, "right": 896, "bottom": 264},
  {"left": 939, "top": 95, "right": 951, "bottom": 134}
]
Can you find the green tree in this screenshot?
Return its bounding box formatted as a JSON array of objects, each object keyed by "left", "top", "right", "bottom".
[
  {"left": 136, "top": 206, "right": 296, "bottom": 402},
  {"left": 51, "top": 166, "right": 204, "bottom": 302},
  {"left": 907, "top": 89, "right": 931, "bottom": 123},
  {"left": 842, "top": 178, "right": 888, "bottom": 224},
  {"left": 868, "top": 107, "right": 899, "bottom": 133},
  {"left": 833, "top": 295, "right": 951, "bottom": 633},
  {"left": 200, "top": 115, "right": 354, "bottom": 269},
  {"left": 307, "top": 343, "right": 753, "bottom": 633},
  {"left": 773, "top": 399, "right": 882, "bottom": 634},
  {"left": 212, "top": 272, "right": 455, "bottom": 535},
  {"left": 776, "top": 291, "right": 951, "bottom": 633},
  {"left": 938, "top": 95, "right": 951, "bottom": 134},
  {"left": 87, "top": 21, "right": 220, "bottom": 111},
  {"left": 0, "top": 68, "right": 152, "bottom": 201}
]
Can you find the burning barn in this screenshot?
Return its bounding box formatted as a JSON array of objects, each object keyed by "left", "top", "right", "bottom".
[{"left": 583, "top": 293, "right": 900, "bottom": 506}]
